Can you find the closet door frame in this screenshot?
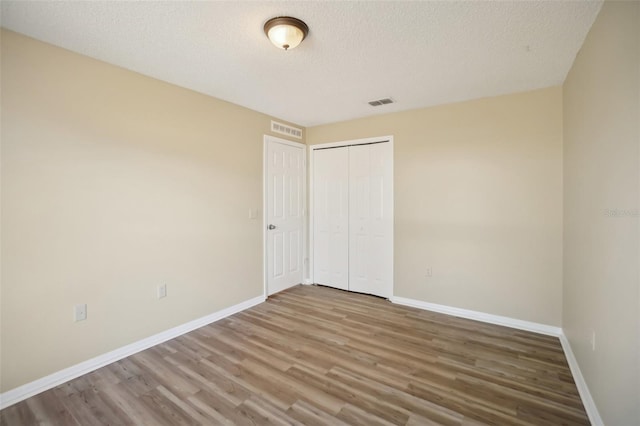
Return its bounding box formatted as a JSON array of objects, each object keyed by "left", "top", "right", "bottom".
[{"left": 309, "top": 135, "right": 394, "bottom": 297}]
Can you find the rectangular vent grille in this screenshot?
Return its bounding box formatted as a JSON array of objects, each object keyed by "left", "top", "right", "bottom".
[
  {"left": 368, "top": 98, "right": 395, "bottom": 107},
  {"left": 271, "top": 121, "right": 302, "bottom": 139}
]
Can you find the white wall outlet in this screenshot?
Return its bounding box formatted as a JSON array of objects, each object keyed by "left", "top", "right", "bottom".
[
  {"left": 590, "top": 331, "right": 596, "bottom": 351},
  {"left": 157, "top": 284, "right": 167, "bottom": 299},
  {"left": 74, "top": 304, "right": 87, "bottom": 322},
  {"left": 426, "top": 267, "right": 433, "bottom": 277}
]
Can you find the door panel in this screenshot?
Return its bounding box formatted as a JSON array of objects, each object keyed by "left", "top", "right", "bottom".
[
  {"left": 369, "top": 143, "right": 392, "bottom": 297},
  {"left": 289, "top": 230, "right": 300, "bottom": 272},
  {"left": 349, "top": 143, "right": 393, "bottom": 298},
  {"left": 348, "top": 144, "right": 370, "bottom": 292},
  {"left": 313, "top": 148, "right": 349, "bottom": 290},
  {"left": 267, "top": 140, "right": 304, "bottom": 295}
]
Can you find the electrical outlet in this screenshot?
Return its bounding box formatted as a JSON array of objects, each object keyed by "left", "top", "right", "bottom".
[
  {"left": 426, "top": 268, "right": 433, "bottom": 278},
  {"left": 157, "top": 284, "right": 167, "bottom": 299},
  {"left": 590, "top": 331, "right": 596, "bottom": 351},
  {"left": 74, "top": 304, "right": 87, "bottom": 322}
]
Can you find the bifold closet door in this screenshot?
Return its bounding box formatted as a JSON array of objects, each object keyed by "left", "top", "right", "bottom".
[
  {"left": 348, "top": 143, "right": 393, "bottom": 298},
  {"left": 313, "top": 147, "right": 349, "bottom": 290}
]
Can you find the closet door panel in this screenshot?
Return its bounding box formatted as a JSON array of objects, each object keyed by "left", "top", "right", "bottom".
[
  {"left": 313, "top": 148, "right": 349, "bottom": 290},
  {"left": 368, "top": 142, "right": 393, "bottom": 298},
  {"left": 349, "top": 143, "right": 393, "bottom": 297},
  {"left": 348, "top": 144, "right": 371, "bottom": 293}
]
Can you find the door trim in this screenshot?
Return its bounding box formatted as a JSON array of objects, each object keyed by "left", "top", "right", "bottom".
[
  {"left": 263, "top": 135, "right": 307, "bottom": 297},
  {"left": 309, "top": 135, "right": 394, "bottom": 296}
]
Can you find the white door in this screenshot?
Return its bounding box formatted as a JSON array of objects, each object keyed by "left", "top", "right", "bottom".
[
  {"left": 266, "top": 137, "right": 304, "bottom": 295},
  {"left": 312, "top": 148, "right": 349, "bottom": 290},
  {"left": 348, "top": 142, "right": 393, "bottom": 298}
]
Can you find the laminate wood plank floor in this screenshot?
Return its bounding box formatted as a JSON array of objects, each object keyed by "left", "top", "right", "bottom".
[{"left": 1, "top": 285, "right": 589, "bottom": 425}]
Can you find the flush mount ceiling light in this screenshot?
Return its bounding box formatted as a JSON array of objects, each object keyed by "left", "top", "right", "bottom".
[{"left": 264, "top": 16, "right": 309, "bottom": 51}]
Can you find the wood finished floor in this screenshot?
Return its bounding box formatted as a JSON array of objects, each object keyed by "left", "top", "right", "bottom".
[{"left": 1, "top": 285, "right": 589, "bottom": 426}]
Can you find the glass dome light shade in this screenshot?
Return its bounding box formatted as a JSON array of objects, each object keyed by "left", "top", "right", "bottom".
[{"left": 264, "top": 17, "right": 309, "bottom": 51}]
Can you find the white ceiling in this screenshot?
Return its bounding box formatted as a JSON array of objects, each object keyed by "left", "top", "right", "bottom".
[{"left": 1, "top": 1, "right": 602, "bottom": 127}]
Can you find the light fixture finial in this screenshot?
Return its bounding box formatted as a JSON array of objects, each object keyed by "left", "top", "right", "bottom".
[{"left": 264, "top": 17, "right": 309, "bottom": 51}]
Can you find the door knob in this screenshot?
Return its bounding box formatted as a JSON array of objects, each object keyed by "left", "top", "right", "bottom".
[{"left": 268, "top": 224, "right": 277, "bottom": 230}]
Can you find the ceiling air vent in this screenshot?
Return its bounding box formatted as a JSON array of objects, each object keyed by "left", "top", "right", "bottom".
[
  {"left": 271, "top": 120, "right": 302, "bottom": 139},
  {"left": 368, "top": 98, "right": 395, "bottom": 107}
]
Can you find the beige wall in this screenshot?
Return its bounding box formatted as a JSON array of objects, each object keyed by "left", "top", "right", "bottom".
[
  {"left": 0, "top": 30, "right": 303, "bottom": 392},
  {"left": 308, "top": 87, "right": 563, "bottom": 326},
  {"left": 563, "top": 1, "right": 640, "bottom": 424}
]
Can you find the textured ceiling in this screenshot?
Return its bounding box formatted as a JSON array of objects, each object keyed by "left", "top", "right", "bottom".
[{"left": 1, "top": 1, "right": 602, "bottom": 127}]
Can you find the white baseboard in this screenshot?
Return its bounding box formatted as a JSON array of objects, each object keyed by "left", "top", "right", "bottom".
[
  {"left": 559, "top": 332, "right": 604, "bottom": 426},
  {"left": 0, "top": 294, "right": 265, "bottom": 410},
  {"left": 390, "top": 296, "right": 562, "bottom": 336},
  {"left": 302, "top": 279, "right": 313, "bottom": 285},
  {"left": 390, "top": 296, "right": 603, "bottom": 424},
  {"left": 3, "top": 291, "right": 603, "bottom": 426}
]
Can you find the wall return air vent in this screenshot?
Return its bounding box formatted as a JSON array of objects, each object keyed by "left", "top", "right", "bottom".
[
  {"left": 271, "top": 121, "right": 303, "bottom": 139},
  {"left": 368, "top": 98, "right": 395, "bottom": 107}
]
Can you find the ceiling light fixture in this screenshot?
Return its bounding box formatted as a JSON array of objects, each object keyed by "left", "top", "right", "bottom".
[{"left": 264, "top": 17, "right": 309, "bottom": 51}]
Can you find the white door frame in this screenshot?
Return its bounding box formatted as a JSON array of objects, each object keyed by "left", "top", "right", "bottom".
[
  {"left": 263, "top": 135, "right": 307, "bottom": 297},
  {"left": 309, "top": 135, "right": 394, "bottom": 296}
]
